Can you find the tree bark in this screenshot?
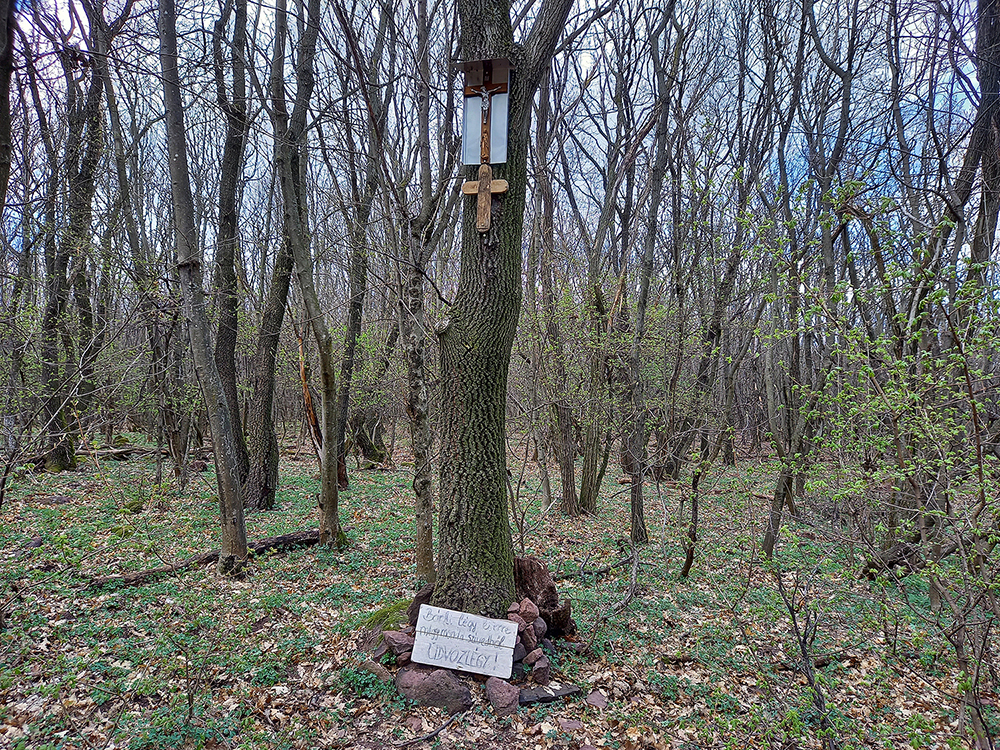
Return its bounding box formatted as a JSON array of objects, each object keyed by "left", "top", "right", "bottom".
[
  {"left": 212, "top": 0, "right": 251, "bottom": 482},
  {"left": 401, "top": 228, "right": 436, "bottom": 583},
  {"left": 243, "top": 235, "right": 294, "bottom": 511},
  {"left": 536, "top": 69, "right": 578, "bottom": 517},
  {"left": 0, "top": 0, "right": 15, "bottom": 219}
]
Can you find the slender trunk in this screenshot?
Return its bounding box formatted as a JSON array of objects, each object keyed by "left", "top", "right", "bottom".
[
  {"left": 401, "top": 227, "right": 435, "bottom": 583},
  {"left": 334, "top": 229, "right": 369, "bottom": 489},
  {"left": 625, "top": 13, "right": 675, "bottom": 543},
  {"left": 271, "top": 0, "right": 344, "bottom": 547},
  {"left": 212, "top": 0, "right": 251, "bottom": 481},
  {"left": 0, "top": 0, "right": 14, "bottom": 218},
  {"left": 536, "top": 69, "right": 577, "bottom": 516},
  {"left": 578, "top": 276, "right": 610, "bottom": 514},
  {"left": 244, "top": 235, "right": 294, "bottom": 510},
  {"left": 160, "top": 0, "right": 247, "bottom": 573}
]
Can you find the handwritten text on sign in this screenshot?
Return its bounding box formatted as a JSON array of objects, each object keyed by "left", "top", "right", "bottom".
[{"left": 412, "top": 604, "right": 518, "bottom": 679}]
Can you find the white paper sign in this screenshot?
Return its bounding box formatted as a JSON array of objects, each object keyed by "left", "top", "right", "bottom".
[{"left": 412, "top": 604, "right": 518, "bottom": 678}]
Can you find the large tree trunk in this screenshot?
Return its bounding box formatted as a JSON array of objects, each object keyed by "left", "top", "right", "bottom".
[
  {"left": 160, "top": 0, "right": 247, "bottom": 574},
  {"left": 432, "top": 0, "right": 575, "bottom": 618}
]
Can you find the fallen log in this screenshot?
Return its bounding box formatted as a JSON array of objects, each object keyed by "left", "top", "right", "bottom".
[
  {"left": 860, "top": 539, "right": 960, "bottom": 580},
  {"left": 85, "top": 529, "right": 320, "bottom": 590}
]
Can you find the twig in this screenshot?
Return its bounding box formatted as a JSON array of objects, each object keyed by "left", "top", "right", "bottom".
[
  {"left": 555, "top": 556, "right": 633, "bottom": 580},
  {"left": 392, "top": 711, "right": 463, "bottom": 747},
  {"left": 586, "top": 543, "right": 641, "bottom": 646},
  {"left": 612, "top": 545, "right": 641, "bottom": 617}
]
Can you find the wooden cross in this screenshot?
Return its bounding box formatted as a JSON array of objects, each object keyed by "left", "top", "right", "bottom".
[
  {"left": 462, "top": 164, "right": 508, "bottom": 233},
  {"left": 461, "top": 59, "right": 510, "bottom": 233}
]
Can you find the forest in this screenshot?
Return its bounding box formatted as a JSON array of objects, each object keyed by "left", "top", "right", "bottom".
[{"left": 2, "top": 0, "right": 1000, "bottom": 747}]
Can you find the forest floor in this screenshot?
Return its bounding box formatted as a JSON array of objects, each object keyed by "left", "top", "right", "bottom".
[{"left": 0, "top": 435, "right": 991, "bottom": 750}]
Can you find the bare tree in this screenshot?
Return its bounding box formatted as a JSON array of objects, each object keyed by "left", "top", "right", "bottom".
[
  {"left": 270, "top": 0, "right": 345, "bottom": 547},
  {"left": 159, "top": 0, "right": 247, "bottom": 573}
]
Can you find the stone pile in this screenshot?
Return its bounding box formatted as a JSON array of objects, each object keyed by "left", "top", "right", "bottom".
[{"left": 367, "top": 556, "right": 584, "bottom": 716}]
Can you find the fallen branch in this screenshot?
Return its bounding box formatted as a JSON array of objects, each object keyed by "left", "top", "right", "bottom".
[
  {"left": 860, "top": 539, "right": 960, "bottom": 580},
  {"left": 392, "top": 712, "right": 463, "bottom": 747},
  {"left": 85, "top": 529, "right": 320, "bottom": 590},
  {"left": 555, "top": 557, "right": 633, "bottom": 580},
  {"left": 586, "top": 543, "right": 641, "bottom": 647}
]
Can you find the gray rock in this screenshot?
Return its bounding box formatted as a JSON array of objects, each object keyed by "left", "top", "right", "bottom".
[
  {"left": 513, "top": 640, "right": 526, "bottom": 663},
  {"left": 484, "top": 676, "right": 519, "bottom": 716},
  {"left": 518, "top": 682, "right": 580, "bottom": 705},
  {"left": 359, "top": 660, "right": 392, "bottom": 682},
  {"left": 533, "top": 617, "right": 547, "bottom": 640}
]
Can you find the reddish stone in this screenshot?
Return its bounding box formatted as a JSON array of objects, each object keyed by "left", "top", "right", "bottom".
[
  {"left": 523, "top": 648, "right": 544, "bottom": 666},
  {"left": 484, "top": 676, "right": 519, "bottom": 716},
  {"left": 395, "top": 667, "right": 472, "bottom": 713},
  {"left": 586, "top": 689, "right": 608, "bottom": 708},
  {"left": 507, "top": 613, "right": 528, "bottom": 632},
  {"left": 382, "top": 630, "right": 415, "bottom": 655},
  {"left": 521, "top": 623, "right": 538, "bottom": 652},
  {"left": 532, "top": 655, "right": 551, "bottom": 685},
  {"left": 519, "top": 598, "right": 540, "bottom": 622}
]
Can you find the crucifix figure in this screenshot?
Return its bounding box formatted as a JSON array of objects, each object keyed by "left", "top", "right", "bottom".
[{"left": 460, "top": 59, "right": 510, "bottom": 233}]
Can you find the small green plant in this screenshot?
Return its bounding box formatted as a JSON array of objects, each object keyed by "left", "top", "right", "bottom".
[
  {"left": 339, "top": 665, "right": 395, "bottom": 700},
  {"left": 648, "top": 671, "right": 680, "bottom": 701}
]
